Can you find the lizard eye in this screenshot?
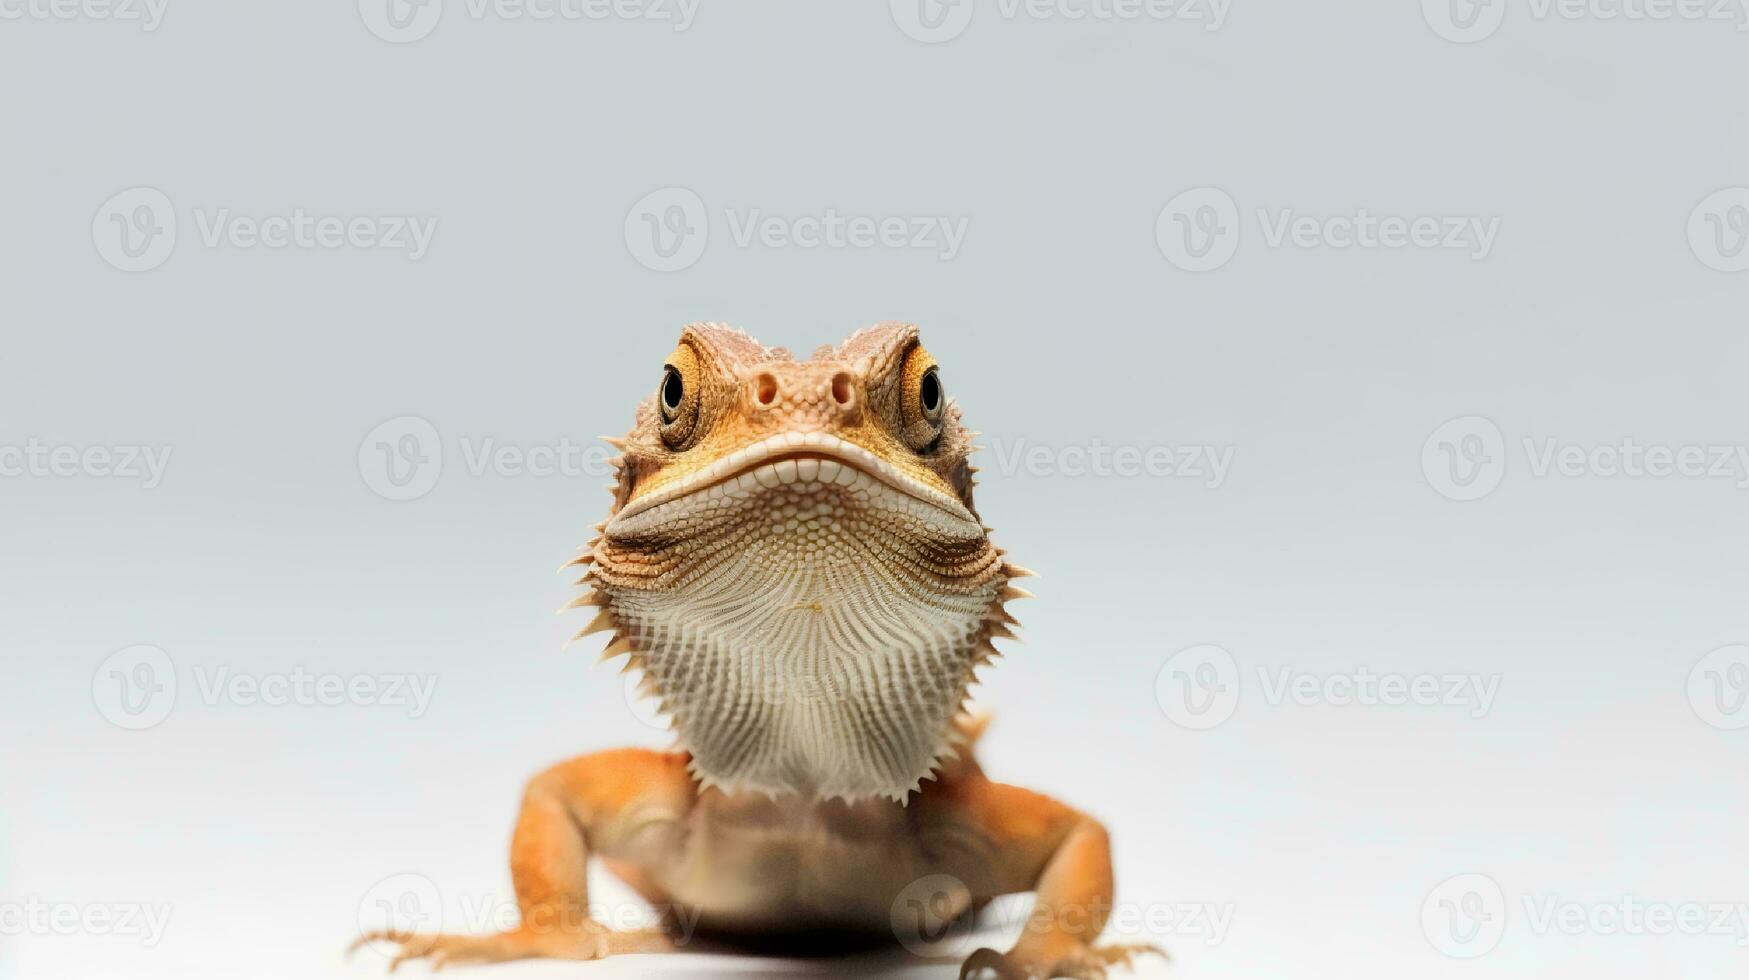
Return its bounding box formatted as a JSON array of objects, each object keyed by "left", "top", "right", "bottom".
[
  {"left": 657, "top": 345, "right": 701, "bottom": 448},
  {"left": 918, "top": 368, "right": 943, "bottom": 422},
  {"left": 899, "top": 346, "right": 945, "bottom": 451},
  {"left": 660, "top": 366, "right": 684, "bottom": 419}
]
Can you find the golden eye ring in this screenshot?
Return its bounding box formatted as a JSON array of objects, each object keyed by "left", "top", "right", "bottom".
[
  {"left": 658, "top": 345, "right": 702, "bottom": 448},
  {"left": 899, "top": 346, "right": 945, "bottom": 451}
]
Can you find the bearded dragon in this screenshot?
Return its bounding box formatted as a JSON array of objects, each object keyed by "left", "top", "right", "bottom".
[{"left": 355, "top": 323, "right": 1161, "bottom": 979}]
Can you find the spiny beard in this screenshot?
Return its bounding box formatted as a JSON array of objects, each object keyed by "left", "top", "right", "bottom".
[{"left": 589, "top": 473, "right": 1010, "bottom": 802}]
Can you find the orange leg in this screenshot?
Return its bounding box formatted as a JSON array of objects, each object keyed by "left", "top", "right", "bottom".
[
  {"left": 351, "top": 749, "right": 696, "bottom": 971},
  {"left": 932, "top": 780, "right": 1166, "bottom": 980}
]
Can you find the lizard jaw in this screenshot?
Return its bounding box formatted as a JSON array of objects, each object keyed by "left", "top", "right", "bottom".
[{"left": 607, "top": 432, "right": 977, "bottom": 532}]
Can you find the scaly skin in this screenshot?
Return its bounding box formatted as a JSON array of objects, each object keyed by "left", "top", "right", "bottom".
[{"left": 355, "top": 323, "right": 1163, "bottom": 979}]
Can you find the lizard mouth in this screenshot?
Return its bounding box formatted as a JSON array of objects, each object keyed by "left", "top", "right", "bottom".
[{"left": 607, "top": 432, "right": 977, "bottom": 534}]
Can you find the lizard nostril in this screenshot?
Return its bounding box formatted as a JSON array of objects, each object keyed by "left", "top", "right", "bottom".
[
  {"left": 830, "top": 373, "right": 854, "bottom": 407},
  {"left": 754, "top": 373, "right": 779, "bottom": 406}
]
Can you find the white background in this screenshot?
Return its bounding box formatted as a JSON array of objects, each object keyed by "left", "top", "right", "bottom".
[{"left": 3, "top": 1, "right": 1748, "bottom": 978}]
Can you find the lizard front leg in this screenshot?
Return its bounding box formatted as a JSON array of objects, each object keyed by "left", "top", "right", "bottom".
[
  {"left": 934, "top": 781, "right": 1165, "bottom": 980},
  {"left": 352, "top": 748, "right": 695, "bottom": 971}
]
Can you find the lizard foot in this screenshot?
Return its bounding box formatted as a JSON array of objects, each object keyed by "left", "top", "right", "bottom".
[
  {"left": 959, "top": 941, "right": 1167, "bottom": 980},
  {"left": 349, "top": 925, "right": 672, "bottom": 971}
]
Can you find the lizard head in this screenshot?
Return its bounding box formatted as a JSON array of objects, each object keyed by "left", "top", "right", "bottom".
[{"left": 572, "top": 322, "right": 1027, "bottom": 803}]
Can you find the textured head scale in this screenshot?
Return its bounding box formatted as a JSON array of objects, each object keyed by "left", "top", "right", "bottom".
[{"left": 572, "top": 322, "right": 1027, "bottom": 802}]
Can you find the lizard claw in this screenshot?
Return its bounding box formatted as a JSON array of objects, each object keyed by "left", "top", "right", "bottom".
[
  {"left": 959, "top": 941, "right": 1169, "bottom": 979},
  {"left": 349, "top": 925, "right": 673, "bottom": 971},
  {"left": 960, "top": 946, "right": 1029, "bottom": 980}
]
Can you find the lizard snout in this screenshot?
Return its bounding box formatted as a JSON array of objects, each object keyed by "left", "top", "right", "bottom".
[{"left": 745, "top": 367, "right": 862, "bottom": 426}]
